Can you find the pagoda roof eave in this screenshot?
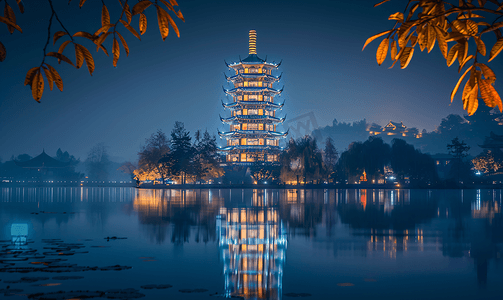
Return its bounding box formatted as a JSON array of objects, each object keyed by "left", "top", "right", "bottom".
[
  {"left": 221, "top": 100, "right": 285, "bottom": 109},
  {"left": 223, "top": 86, "right": 284, "bottom": 95},
  {"left": 227, "top": 73, "right": 281, "bottom": 82}
]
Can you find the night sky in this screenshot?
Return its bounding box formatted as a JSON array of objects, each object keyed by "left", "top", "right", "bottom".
[{"left": 2, "top": 0, "right": 502, "bottom": 162}]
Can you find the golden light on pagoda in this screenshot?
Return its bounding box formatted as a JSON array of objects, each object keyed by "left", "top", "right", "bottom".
[{"left": 249, "top": 30, "right": 257, "bottom": 54}]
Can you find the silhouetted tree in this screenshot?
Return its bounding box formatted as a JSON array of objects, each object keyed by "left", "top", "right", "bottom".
[
  {"left": 447, "top": 137, "right": 471, "bottom": 182},
  {"left": 137, "top": 129, "right": 170, "bottom": 182},
  {"left": 323, "top": 137, "right": 338, "bottom": 183},
  {"left": 167, "top": 121, "right": 194, "bottom": 184},
  {"left": 86, "top": 143, "right": 110, "bottom": 181}
]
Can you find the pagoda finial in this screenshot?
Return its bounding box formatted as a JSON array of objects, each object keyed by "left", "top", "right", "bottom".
[{"left": 249, "top": 30, "right": 257, "bottom": 55}]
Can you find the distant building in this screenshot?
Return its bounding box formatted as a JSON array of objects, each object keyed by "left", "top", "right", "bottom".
[
  {"left": 219, "top": 30, "right": 287, "bottom": 165},
  {"left": 381, "top": 120, "right": 408, "bottom": 136},
  {"left": 15, "top": 150, "right": 70, "bottom": 177}
]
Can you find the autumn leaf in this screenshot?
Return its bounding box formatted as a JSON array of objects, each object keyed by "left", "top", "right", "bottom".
[
  {"left": 390, "top": 39, "right": 397, "bottom": 60},
  {"left": 388, "top": 12, "right": 404, "bottom": 22},
  {"left": 362, "top": 30, "right": 392, "bottom": 50},
  {"left": 102, "top": 5, "right": 110, "bottom": 27},
  {"left": 24, "top": 67, "right": 39, "bottom": 86},
  {"left": 426, "top": 25, "right": 436, "bottom": 53},
  {"left": 94, "top": 24, "right": 114, "bottom": 37},
  {"left": 132, "top": 0, "right": 152, "bottom": 15},
  {"left": 125, "top": 3, "right": 132, "bottom": 24},
  {"left": 45, "top": 64, "right": 63, "bottom": 91},
  {"left": 458, "top": 54, "right": 474, "bottom": 73},
  {"left": 95, "top": 32, "right": 111, "bottom": 53},
  {"left": 47, "top": 52, "right": 75, "bottom": 67},
  {"left": 447, "top": 44, "right": 459, "bottom": 66},
  {"left": 116, "top": 32, "right": 129, "bottom": 56},
  {"left": 0, "top": 16, "right": 22, "bottom": 32},
  {"left": 31, "top": 69, "right": 44, "bottom": 102},
  {"left": 464, "top": 84, "right": 479, "bottom": 116},
  {"left": 113, "top": 37, "right": 119, "bottom": 67},
  {"left": 374, "top": 0, "right": 390, "bottom": 7},
  {"left": 477, "top": 63, "right": 496, "bottom": 81},
  {"left": 451, "top": 65, "right": 473, "bottom": 102},
  {"left": 41, "top": 65, "right": 54, "bottom": 91},
  {"left": 79, "top": 0, "right": 87, "bottom": 8},
  {"left": 473, "top": 36, "right": 486, "bottom": 56},
  {"left": 140, "top": 13, "right": 147, "bottom": 35},
  {"left": 0, "top": 41, "right": 6, "bottom": 62},
  {"left": 53, "top": 31, "right": 68, "bottom": 45},
  {"left": 76, "top": 44, "right": 94, "bottom": 75},
  {"left": 479, "top": 78, "right": 503, "bottom": 111},
  {"left": 489, "top": 38, "right": 503, "bottom": 62},
  {"left": 166, "top": 13, "right": 180, "bottom": 37},
  {"left": 74, "top": 44, "right": 84, "bottom": 69},
  {"left": 73, "top": 31, "right": 95, "bottom": 41},
  {"left": 376, "top": 38, "right": 388, "bottom": 65},
  {"left": 434, "top": 26, "right": 447, "bottom": 59},
  {"left": 156, "top": 6, "right": 170, "bottom": 41},
  {"left": 58, "top": 40, "right": 71, "bottom": 55},
  {"left": 399, "top": 47, "right": 414, "bottom": 69},
  {"left": 457, "top": 40, "right": 467, "bottom": 66},
  {"left": 119, "top": 20, "right": 141, "bottom": 40},
  {"left": 4, "top": 3, "right": 16, "bottom": 34},
  {"left": 15, "top": 0, "right": 24, "bottom": 13}
]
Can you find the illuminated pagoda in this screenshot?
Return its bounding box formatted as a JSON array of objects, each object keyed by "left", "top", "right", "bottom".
[
  {"left": 216, "top": 204, "right": 287, "bottom": 299},
  {"left": 219, "top": 30, "right": 287, "bottom": 165}
]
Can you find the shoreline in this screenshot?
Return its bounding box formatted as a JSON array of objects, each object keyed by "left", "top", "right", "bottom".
[{"left": 2, "top": 182, "right": 503, "bottom": 190}]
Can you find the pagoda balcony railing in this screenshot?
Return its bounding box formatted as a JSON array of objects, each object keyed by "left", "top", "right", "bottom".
[
  {"left": 222, "top": 100, "right": 284, "bottom": 110},
  {"left": 218, "top": 130, "right": 288, "bottom": 139},
  {"left": 219, "top": 145, "right": 283, "bottom": 152},
  {"left": 220, "top": 115, "right": 286, "bottom": 123}
]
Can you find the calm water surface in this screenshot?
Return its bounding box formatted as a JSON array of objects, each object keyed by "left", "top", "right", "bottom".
[{"left": 1, "top": 188, "right": 503, "bottom": 300}]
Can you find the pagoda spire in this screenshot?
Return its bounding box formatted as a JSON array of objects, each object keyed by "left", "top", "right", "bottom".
[{"left": 249, "top": 30, "right": 257, "bottom": 55}]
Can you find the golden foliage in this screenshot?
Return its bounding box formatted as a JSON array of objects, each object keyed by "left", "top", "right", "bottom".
[
  {"left": 3, "top": 0, "right": 184, "bottom": 101},
  {"left": 365, "top": 0, "right": 503, "bottom": 115},
  {"left": 376, "top": 38, "right": 389, "bottom": 65}
]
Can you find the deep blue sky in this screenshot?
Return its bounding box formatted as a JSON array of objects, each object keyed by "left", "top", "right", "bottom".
[{"left": 2, "top": 0, "right": 502, "bottom": 162}]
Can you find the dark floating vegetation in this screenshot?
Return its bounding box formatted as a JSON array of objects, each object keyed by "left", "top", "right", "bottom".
[
  {"left": 140, "top": 284, "right": 173, "bottom": 289},
  {"left": 105, "top": 236, "right": 127, "bottom": 241},
  {"left": 27, "top": 289, "right": 146, "bottom": 300},
  {"left": 4, "top": 276, "right": 49, "bottom": 283}
]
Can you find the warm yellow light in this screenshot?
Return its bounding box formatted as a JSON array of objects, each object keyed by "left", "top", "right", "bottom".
[{"left": 249, "top": 30, "right": 257, "bottom": 54}]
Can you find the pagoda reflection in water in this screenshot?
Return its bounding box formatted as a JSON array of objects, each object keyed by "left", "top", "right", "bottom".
[{"left": 217, "top": 196, "right": 287, "bottom": 299}]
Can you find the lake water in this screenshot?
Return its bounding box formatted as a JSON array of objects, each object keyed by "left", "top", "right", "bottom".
[{"left": 1, "top": 187, "right": 502, "bottom": 300}]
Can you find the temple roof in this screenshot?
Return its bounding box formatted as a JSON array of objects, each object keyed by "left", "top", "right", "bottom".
[
  {"left": 220, "top": 115, "right": 286, "bottom": 124},
  {"left": 15, "top": 151, "right": 70, "bottom": 168},
  {"left": 242, "top": 54, "right": 265, "bottom": 63},
  {"left": 226, "top": 56, "right": 282, "bottom": 68},
  {"left": 222, "top": 100, "right": 285, "bottom": 109}
]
